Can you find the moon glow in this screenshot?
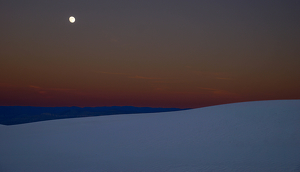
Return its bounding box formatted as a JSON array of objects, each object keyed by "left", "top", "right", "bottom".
[{"left": 69, "top": 16, "right": 75, "bottom": 23}]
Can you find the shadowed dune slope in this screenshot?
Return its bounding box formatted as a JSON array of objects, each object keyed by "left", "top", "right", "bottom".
[{"left": 0, "top": 100, "right": 300, "bottom": 171}]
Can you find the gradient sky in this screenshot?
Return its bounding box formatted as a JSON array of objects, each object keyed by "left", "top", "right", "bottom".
[{"left": 1, "top": 0, "right": 299, "bottom": 108}]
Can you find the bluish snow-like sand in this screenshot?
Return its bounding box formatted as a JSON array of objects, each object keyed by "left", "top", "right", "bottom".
[{"left": 1, "top": 100, "right": 300, "bottom": 172}]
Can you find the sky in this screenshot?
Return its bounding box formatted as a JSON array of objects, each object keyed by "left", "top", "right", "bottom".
[{"left": 0, "top": 0, "right": 299, "bottom": 108}]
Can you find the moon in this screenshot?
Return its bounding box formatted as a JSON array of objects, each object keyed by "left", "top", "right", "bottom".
[{"left": 69, "top": 16, "right": 75, "bottom": 23}]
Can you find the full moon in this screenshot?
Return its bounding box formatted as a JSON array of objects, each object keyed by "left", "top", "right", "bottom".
[{"left": 69, "top": 16, "right": 75, "bottom": 23}]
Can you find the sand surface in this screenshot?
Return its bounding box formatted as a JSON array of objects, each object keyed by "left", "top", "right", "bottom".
[{"left": 1, "top": 100, "right": 300, "bottom": 171}]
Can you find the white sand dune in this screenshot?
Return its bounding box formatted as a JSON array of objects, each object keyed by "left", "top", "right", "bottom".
[{"left": 1, "top": 100, "right": 300, "bottom": 172}]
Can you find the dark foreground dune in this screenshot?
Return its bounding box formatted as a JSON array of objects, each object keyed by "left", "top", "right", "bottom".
[{"left": 0, "top": 100, "right": 300, "bottom": 172}]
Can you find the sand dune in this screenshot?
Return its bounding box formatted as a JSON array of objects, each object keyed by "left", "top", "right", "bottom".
[{"left": 1, "top": 100, "right": 300, "bottom": 171}]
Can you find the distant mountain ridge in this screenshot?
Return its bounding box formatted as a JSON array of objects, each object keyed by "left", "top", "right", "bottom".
[{"left": 0, "top": 106, "right": 189, "bottom": 125}]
